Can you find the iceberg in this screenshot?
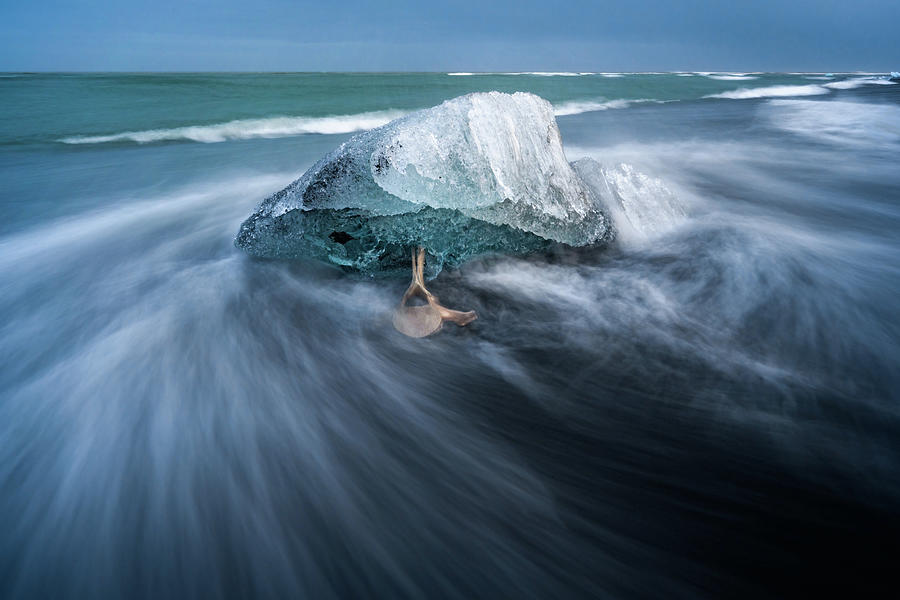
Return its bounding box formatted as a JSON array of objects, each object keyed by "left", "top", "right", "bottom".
[{"left": 235, "top": 92, "right": 613, "bottom": 276}]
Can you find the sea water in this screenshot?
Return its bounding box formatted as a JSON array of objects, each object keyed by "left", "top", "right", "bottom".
[{"left": 1, "top": 72, "right": 899, "bottom": 598}]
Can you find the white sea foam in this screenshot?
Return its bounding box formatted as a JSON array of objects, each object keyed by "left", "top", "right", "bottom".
[
  {"left": 516, "top": 72, "right": 596, "bottom": 76},
  {"left": 706, "top": 84, "right": 830, "bottom": 100},
  {"left": 448, "top": 72, "right": 595, "bottom": 77},
  {"left": 553, "top": 98, "right": 644, "bottom": 116},
  {"left": 765, "top": 99, "right": 900, "bottom": 148},
  {"left": 705, "top": 74, "right": 759, "bottom": 81},
  {"left": 59, "top": 110, "right": 408, "bottom": 144},
  {"left": 823, "top": 77, "right": 897, "bottom": 90},
  {"left": 0, "top": 173, "right": 290, "bottom": 270}
]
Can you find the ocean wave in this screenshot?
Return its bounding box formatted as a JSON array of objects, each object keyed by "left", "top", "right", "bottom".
[
  {"left": 766, "top": 99, "right": 900, "bottom": 148},
  {"left": 447, "top": 72, "right": 595, "bottom": 77},
  {"left": 704, "top": 74, "right": 759, "bottom": 81},
  {"left": 706, "top": 84, "right": 830, "bottom": 100},
  {"left": 0, "top": 173, "right": 290, "bottom": 270},
  {"left": 823, "top": 77, "right": 897, "bottom": 90},
  {"left": 523, "top": 72, "right": 596, "bottom": 76},
  {"left": 553, "top": 98, "right": 653, "bottom": 116},
  {"left": 59, "top": 110, "right": 408, "bottom": 145}
]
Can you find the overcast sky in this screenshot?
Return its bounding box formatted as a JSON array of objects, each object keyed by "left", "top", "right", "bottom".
[{"left": 1, "top": 0, "right": 897, "bottom": 71}]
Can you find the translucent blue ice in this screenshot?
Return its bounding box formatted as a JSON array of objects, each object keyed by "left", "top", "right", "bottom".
[{"left": 235, "top": 92, "right": 613, "bottom": 276}]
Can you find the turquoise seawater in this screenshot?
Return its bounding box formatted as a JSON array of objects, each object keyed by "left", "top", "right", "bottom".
[{"left": 0, "top": 72, "right": 868, "bottom": 146}]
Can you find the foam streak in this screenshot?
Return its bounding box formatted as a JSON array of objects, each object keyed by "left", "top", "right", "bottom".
[{"left": 60, "top": 111, "right": 408, "bottom": 145}]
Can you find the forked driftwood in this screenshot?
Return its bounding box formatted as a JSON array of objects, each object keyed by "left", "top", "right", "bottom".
[{"left": 392, "top": 247, "right": 477, "bottom": 338}]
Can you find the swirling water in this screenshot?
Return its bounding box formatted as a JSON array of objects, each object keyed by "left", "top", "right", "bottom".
[{"left": 1, "top": 73, "right": 899, "bottom": 599}]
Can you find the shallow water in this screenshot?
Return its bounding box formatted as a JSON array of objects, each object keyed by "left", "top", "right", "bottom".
[{"left": 1, "top": 73, "right": 899, "bottom": 598}]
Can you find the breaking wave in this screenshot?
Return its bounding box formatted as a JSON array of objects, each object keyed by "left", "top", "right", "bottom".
[
  {"left": 704, "top": 74, "right": 759, "bottom": 81},
  {"left": 706, "top": 84, "right": 830, "bottom": 100},
  {"left": 824, "top": 77, "right": 897, "bottom": 90},
  {"left": 705, "top": 77, "right": 895, "bottom": 100},
  {"left": 447, "top": 72, "right": 595, "bottom": 77},
  {"left": 59, "top": 110, "right": 409, "bottom": 145},
  {"left": 553, "top": 98, "right": 650, "bottom": 116}
]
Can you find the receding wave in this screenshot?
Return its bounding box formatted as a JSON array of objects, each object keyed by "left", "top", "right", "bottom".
[
  {"left": 59, "top": 110, "right": 408, "bottom": 145},
  {"left": 766, "top": 99, "right": 900, "bottom": 148},
  {"left": 706, "top": 84, "right": 829, "bottom": 100}
]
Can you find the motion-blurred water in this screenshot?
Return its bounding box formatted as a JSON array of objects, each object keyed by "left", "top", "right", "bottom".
[{"left": 1, "top": 73, "right": 899, "bottom": 598}]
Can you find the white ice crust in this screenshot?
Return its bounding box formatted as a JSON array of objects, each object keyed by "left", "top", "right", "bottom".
[{"left": 266, "top": 92, "right": 610, "bottom": 246}]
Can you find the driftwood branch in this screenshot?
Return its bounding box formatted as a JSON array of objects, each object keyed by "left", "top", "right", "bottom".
[{"left": 392, "top": 247, "right": 477, "bottom": 338}]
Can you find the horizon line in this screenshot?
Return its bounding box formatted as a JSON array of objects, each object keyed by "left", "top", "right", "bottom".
[{"left": 0, "top": 70, "right": 889, "bottom": 75}]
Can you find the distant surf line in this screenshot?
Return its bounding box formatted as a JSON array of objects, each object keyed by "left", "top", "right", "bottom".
[
  {"left": 59, "top": 97, "right": 666, "bottom": 145},
  {"left": 704, "top": 77, "right": 895, "bottom": 100},
  {"left": 61, "top": 76, "right": 896, "bottom": 146},
  {"left": 59, "top": 110, "right": 409, "bottom": 145},
  {"left": 447, "top": 72, "right": 597, "bottom": 76}
]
